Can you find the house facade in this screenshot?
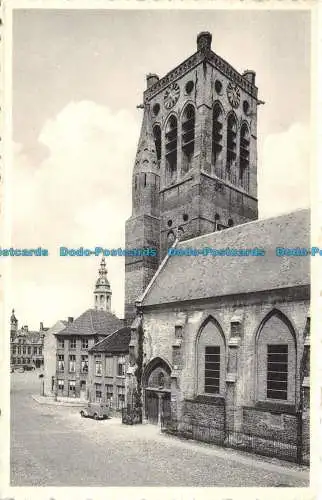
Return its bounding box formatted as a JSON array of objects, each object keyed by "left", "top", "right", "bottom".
[
  {"left": 54, "top": 258, "right": 123, "bottom": 399},
  {"left": 43, "top": 319, "right": 68, "bottom": 396},
  {"left": 87, "top": 327, "right": 131, "bottom": 412},
  {"left": 10, "top": 309, "right": 48, "bottom": 369}
]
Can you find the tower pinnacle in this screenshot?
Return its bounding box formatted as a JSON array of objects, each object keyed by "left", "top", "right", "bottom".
[{"left": 94, "top": 257, "right": 112, "bottom": 312}]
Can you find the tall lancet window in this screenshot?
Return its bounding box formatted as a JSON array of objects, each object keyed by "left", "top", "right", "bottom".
[
  {"left": 153, "top": 125, "right": 161, "bottom": 165},
  {"left": 165, "top": 115, "right": 178, "bottom": 184},
  {"left": 181, "top": 104, "right": 195, "bottom": 174},
  {"left": 240, "top": 123, "right": 250, "bottom": 191},
  {"left": 226, "top": 113, "right": 237, "bottom": 181},
  {"left": 212, "top": 103, "right": 223, "bottom": 177}
]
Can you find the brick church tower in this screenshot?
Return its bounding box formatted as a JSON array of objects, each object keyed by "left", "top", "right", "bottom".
[{"left": 125, "top": 31, "right": 260, "bottom": 322}]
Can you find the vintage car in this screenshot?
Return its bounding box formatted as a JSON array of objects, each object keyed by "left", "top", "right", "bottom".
[{"left": 80, "top": 402, "right": 110, "bottom": 420}]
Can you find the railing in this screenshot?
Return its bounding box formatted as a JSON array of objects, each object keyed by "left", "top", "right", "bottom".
[{"left": 161, "top": 417, "right": 309, "bottom": 465}]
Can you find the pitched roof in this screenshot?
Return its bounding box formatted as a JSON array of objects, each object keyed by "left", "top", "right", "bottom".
[
  {"left": 55, "top": 309, "right": 123, "bottom": 337},
  {"left": 13, "top": 331, "right": 43, "bottom": 344},
  {"left": 140, "top": 209, "right": 310, "bottom": 307},
  {"left": 89, "top": 327, "right": 131, "bottom": 353}
]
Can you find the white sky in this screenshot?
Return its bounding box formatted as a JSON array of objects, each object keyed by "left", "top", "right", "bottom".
[{"left": 10, "top": 8, "right": 311, "bottom": 329}]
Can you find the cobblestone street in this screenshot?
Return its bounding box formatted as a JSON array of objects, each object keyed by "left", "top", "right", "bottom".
[{"left": 11, "top": 371, "right": 309, "bottom": 487}]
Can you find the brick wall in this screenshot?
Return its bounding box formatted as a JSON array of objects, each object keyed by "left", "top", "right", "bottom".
[
  {"left": 182, "top": 399, "right": 225, "bottom": 429},
  {"left": 242, "top": 407, "right": 297, "bottom": 445}
]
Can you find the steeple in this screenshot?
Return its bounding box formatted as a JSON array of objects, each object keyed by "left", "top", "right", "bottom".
[
  {"left": 10, "top": 309, "right": 18, "bottom": 341},
  {"left": 94, "top": 257, "right": 112, "bottom": 312},
  {"left": 132, "top": 102, "right": 160, "bottom": 218},
  {"left": 124, "top": 97, "right": 161, "bottom": 322}
]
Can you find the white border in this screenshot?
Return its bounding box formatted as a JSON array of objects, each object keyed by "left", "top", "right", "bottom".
[{"left": 1, "top": 2, "right": 320, "bottom": 500}]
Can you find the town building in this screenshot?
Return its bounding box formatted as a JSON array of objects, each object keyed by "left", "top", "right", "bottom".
[
  {"left": 10, "top": 309, "right": 48, "bottom": 369},
  {"left": 87, "top": 326, "right": 131, "bottom": 413},
  {"left": 124, "top": 32, "right": 310, "bottom": 463},
  {"left": 43, "top": 319, "right": 68, "bottom": 396},
  {"left": 54, "top": 258, "right": 123, "bottom": 399}
]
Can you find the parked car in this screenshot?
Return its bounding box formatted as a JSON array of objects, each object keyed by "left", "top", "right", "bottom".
[
  {"left": 16, "top": 366, "right": 25, "bottom": 373},
  {"left": 80, "top": 402, "right": 110, "bottom": 420}
]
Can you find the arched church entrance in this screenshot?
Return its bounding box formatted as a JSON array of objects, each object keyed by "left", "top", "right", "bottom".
[{"left": 142, "top": 357, "right": 171, "bottom": 425}]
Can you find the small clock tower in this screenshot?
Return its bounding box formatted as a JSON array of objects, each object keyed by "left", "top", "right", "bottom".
[{"left": 94, "top": 257, "right": 112, "bottom": 312}]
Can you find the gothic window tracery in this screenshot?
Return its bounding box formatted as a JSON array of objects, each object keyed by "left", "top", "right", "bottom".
[
  {"left": 240, "top": 123, "right": 250, "bottom": 191},
  {"left": 256, "top": 311, "right": 296, "bottom": 404},
  {"left": 226, "top": 113, "right": 237, "bottom": 179},
  {"left": 196, "top": 317, "right": 226, "bottom": 396},
  {"left": 165, "top": 115, "right": 178, "bottom": 184},
  {"left": 181, "top": 104, "right": 195, "bottom": 174},
  {"left": 212, "top": 103, "right": 223, "bottom": 176}
]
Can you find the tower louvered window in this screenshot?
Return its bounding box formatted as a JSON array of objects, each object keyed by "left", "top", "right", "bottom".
[
  {"left": 181, "top": 104, "right": 195, "bottom": 174},
  {"left": 153, "top": 125, "right": 161, "bottom": 164},
  {"left": 165, "top": 115, "right": 177, "bottom": 184},
  {"left": 240, "top": 123, "right": 250, "bottom": 191},
  {"left": 212, "top": 104, "right": 223, "bottom": 175},
  {"left": 226, "top": 114, "right": 237, "bottom": 176}
]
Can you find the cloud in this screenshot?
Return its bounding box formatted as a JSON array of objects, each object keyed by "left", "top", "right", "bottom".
[
  {"left": 11, "top": 101, "right": 139, "bottom": 327},
  {"left": 259, "top": 122, "right": 310, "bottom": 218}
]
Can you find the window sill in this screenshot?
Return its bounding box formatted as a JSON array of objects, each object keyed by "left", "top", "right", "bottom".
[{"left": 250, "top": 401, "right": 296, "bottom": 415}]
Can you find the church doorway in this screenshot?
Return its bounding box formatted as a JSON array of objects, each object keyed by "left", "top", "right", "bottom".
[{"left": 142, "top": 357, "right": 172, "bottom": 425}]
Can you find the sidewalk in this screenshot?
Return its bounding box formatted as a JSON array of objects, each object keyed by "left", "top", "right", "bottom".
[{"left": 32, "top": 394, "right": 85, "bottom": 407}]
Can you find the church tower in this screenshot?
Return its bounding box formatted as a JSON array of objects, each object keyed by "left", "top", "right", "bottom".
[
  {"left": 10, "top": 309, "right": 18, "bottom": 341},
  {"left": 124, "top": 98, "right": 161, "bottom": 322},
  {"left": 125, "top": 32, "right": 260, "bottom": 320},
  {"left": 94, "top": 257, "right": 112, "bottom": 312}
]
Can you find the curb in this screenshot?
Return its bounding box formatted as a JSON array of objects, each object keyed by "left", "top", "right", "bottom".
[{"left": 31, "top": 395, "right": 85, "bottom": 407}]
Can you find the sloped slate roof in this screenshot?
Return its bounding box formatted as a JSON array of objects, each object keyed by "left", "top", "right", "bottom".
[
  {"left": 89, "top": 327, "right": 131, "bottom": 353},
  {"left": 141, "top": 209, "right": 310, "bottom": 307},
  {"left": 55, "top": 309, "right": 123, "bottom": 337}
]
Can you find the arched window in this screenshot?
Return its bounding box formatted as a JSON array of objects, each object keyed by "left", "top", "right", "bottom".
[
  {"left": 212, "top": 103, "right": 223, "bottom": 176},
  {"left": 165, "top": 115, "right": 178, "bottom": 184},
  {"left": 256, "top": 311, "right": 296, "bottom": 404},
  {"left": 240, "top": 123, "right": 250, "bottom": 191},
  {"left": 196, "top": 317, "right": 225, "bottom": 396},
  {"left": 181, "top": 104, "right": 195, "bottom": 174},
  {"left": 153, "top": 125, "right": 161, "bottom": 164},
  {"left": 226, "top": 113, "right": 237, "bottom": 177}
]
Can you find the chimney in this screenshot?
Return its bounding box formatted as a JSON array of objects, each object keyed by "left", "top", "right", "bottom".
[
  {"left": 68, "top": 317, "right": 74, "bottom": 324},
  {"left": 24, "top": 325, "right": 28, "bottom": 332},
  {"left": 197, "top": 31, "right": 212, "bottom": 52},
  {"left": 243, "top": 70, "right": 256, "bottom": 85},
  {"left": 146, "top": 73, "right": 159, "bottom": 89},
  {"left": 40, "top": 322, "right": 44, "bottom": 331}
]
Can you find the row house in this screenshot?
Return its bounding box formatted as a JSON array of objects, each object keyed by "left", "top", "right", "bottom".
[
  {"left": 54, "top": 258, "right": 123, "bottom": 399},
  {"left": 88, "top": 327, "right": 131, "bottom": 412}
]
